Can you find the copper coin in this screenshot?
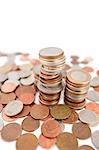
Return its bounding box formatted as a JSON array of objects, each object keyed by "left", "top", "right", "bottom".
[
  {"left": 15, "top": 105, "right": 30, "bottom": 118},
  {"left": 30, "top": 104, "right": 49, "bottom": 120},
  {"left": 1, "top": 123, "right": 22, "bottom": 141},
  {"left": 56, "top": 132, "right": 78, "bottom": 150},
  {"left": 2, "top": 110, "right": 17, "bottom": 122},
  {"left": 41, "top": 119, "right": 61, "bottom": 138},
  {"left": 16, "top": 133, "right": 38, "bottom": 150},
  {"left": 15, "top": 85, "right": 35, "bottom": 104},
  {"left": 82, "top": 66, "right": 94, "bottom": 73},
  {"left": 78, "top": 145, "right": 95, "bottom": 150},
  {"left": 22, "top": 116, "right": 40, "bottom": 132},
  {"left": 0, "top": 103, "right": 3, "bottom": 112},
  {"left": 94, "top": 86, "right": 99, "bottom": 92},
  {"left": 72, "top": 122, "right": 91, "bottom": 139},
  {"left": 38, "top": 134, "right": 56, "bottom": 149},
  {"left": 85, "top": 102, "right": 99, "bottom": 115},
  {"left": 50, "top": 104, "right": 72, "bottom": 120},
  {"left": 63, "top": 110, "right": 78, "bottom": 124},
  {"left": 0, "top": 92, "right": 16, "bottom": 104}
]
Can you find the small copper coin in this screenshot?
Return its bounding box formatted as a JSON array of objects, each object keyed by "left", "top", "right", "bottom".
[
  {"left": 22, "top": 116, "right": 40, "bottom": 132},
  {"left": 1, "top": 123, "right": 22, "bottom": 141},
  {"left": 78, "top": 145, "right": 95, "bottom": 150},
  {"left": 85, "top": 102, "right": 99, "bottom": 115},
  {"left": 16, "top": 133, "right": 38, "bottom": 150},
  {"left": 1, "top": 81, "right": 18, "bottom": 93},
  {"left": 0, "top": 103, "right": 3, "bottom": 112},
  {"left": 39, "top": 134, "right": 56, "bottom": 149},
  {"left": 72, "top": 122, "right": 91, "bottom": 139},
  {"left": 0, "top": 92, "right": 16, "bottom": 104},
  {"left": 41, "top": 119, "right": 61, "bottom": 138},
  {"left": 15, "top": 105, "right": 30, "bottom": 118},
  {"left": 50, "top": 104, "right": 72, "bottom": 120},
  {"left": 56, "top": 132, "right": 78, "bottom": 150},
  {"left": 30, "top": 104, "right": 49, "bottom": 120},
  {"left": 2, "top": 110, "right": 17, "bottom": 122},
  {"left": 63, "top": 110, "right": 78, "bottom": 124},
  {"left": 15, "top": 85, "right": 35, "bottom": 104},
  {"left": 82, "top": 66, "right": 94, "bottom": 73}
]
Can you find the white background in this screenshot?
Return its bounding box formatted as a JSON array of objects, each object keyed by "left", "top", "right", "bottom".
[{"left": 0, "top": 0, "right": 99, "bottom": 149}]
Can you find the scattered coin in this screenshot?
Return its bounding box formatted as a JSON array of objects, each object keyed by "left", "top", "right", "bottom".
[
  {"left": 4, "top": 100, "right": 23, "bottom": 117},
  {"left": 30, "top": 104, "right": 49, "bottom": 120},
  {"left": 38, "top": 134, "right": 56, "bottom": 149},
  {"left": 78, "top": 145, "right": 95, "bottom": 150},
  {"left": 82, "top": 66, "right": 94, "bottom": 73},
  {"left": 0, "top": 119, "right": 4, "bottom": 131},
  {"left": 20, "top": 74, "right": 35, "bottom": 85},
  {"left": 0, "top": 72, "right": 8, "bottom": 82},
  {"left": 7, "top": 71, "right": 20, "bottom": 80},
  {"left": 41, "top": 119, "right": 61, "bottom": 138},
  {"left": 85, "top": 102, "right": 99, "bottom": 115},
  {"left": 16, "top": 133, "right": 38, "bottom": 150},
  {"left": 50, "top": 104, "right": 72, "bottom": 120},
  {"left": 90, "top": 76, "right": 99, "bottom": 87},
  {"left": 72, "top": 122, "right": 91, "bottom": 139},
  {"left": 91, "top": 130, "right": 99, "bottom": 149},
  {"left": 0, "top": 92, "right": 16, "bottom": 104},
  {"left": 87, "top": 90, "right": 99, "bottom": 102},
  {"left": 15, "top": 105, "right": 30, "bottom": 118},
  {"left": 2, "top": 110, "right": 17, "bottom": 122},
  {"left": 56, "top": 132, "right": 78, "bottom": 150},
  {"left": 22, "top": 116, "right": 40, "bottom": 132},
  {"left": 1, "top": 123, "right": 22, "bottom": 142}
]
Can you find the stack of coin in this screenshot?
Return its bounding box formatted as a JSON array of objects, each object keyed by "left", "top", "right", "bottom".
[
  {"left": 38, "top": 47, "right": 65, "bottom": 106},
  {"left": 64, "top": 69, "right": 91, "bottom": 109}
]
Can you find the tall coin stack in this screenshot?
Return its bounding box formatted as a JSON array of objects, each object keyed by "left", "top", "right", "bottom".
[
  {"left": 64, "top": 69, "right": 91, "bottom": 109},
  {"left": 38, "top": 47, "right": 65, "bottom": 106}
]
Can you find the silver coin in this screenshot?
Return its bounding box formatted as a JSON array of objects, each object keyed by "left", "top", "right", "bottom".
[
  {"left": 19, "top": 70, "right": 32, "bottom": 78},
  {"left": 0, "top": 119, "right": 4, "bottom": 131},
  {"left": 5, "top": 79, "right": 20, "bottom": 86},
  {"left": 0, "top": 73, "right": 8, "bottom": 82},
  {"left": 4, "top": 100, "right": 23, "bottom": 117},
  {"left": 79, "top": 109, "right": 97, "bottom": 125},
  {"left": 91, "top": 130, "right": 99, "bottom": 149},
  {"left": 7, "top": 71, "right": 20, "bottom": 80},
  {"left": 20, "top": 74, "right": 35, "bottom": 85},
  {"left": 90, "top": 76, "right": 99, "bottom": 87},
  {"left": 87, "top": 90, "right": 99, "bottom": 102},
  {"left": 33, "top": 64, "right": 41, "bottom": 75}
]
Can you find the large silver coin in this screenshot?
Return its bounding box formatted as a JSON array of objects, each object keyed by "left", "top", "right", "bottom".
[
  {"left": 0, "top": 73, "right": 8, "bottom": 82},
  {"left": 7, "top": 71, "right": 20, "bottom": 80},
  {"left": 20, "top": 74, "right": 35, "bottom": 85},
  {"left": 0, "top": 119, "right": 4, "bottom": 131},
  {"left": 87, "top": 90, "right": 99, "bottom": 102},
  {"left": 4, "top": 100, "right": 23, "bottom": 117},
  {"left": 91, "top": 131, "right": 99, "bottom": 149},
  {"left": 90, "top": 76, "right": 99, "bottom": 87}
]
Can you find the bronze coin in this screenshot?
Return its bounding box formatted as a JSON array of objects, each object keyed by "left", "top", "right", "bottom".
[
  {"left": 41, "top": 119, "right": 61, "bottom": 138},
  {"left": 16, "top": 133, "right": 38, "bottom": 150},
  {"left": 30, "top": 104, "right": 49, "bottom": 120},
  {"left": 0, "top": 92, "right": 16, "bottom": 104},
  {"left": 72, "top": 122, "right": 91, "bottom": 139},
  {"left": 78, "top": 145, "right": 95, "bottom": 150},
  {"left": 1, "top": 123, "right": 22, "bottom": 141},
  {"left": 15, "top": 105, "right": 30, "bottom": 118},
  {"left": 38, "top": 134, "right": 56, "bottom": 149},
  {"left": 82, "top": 66, "right": 94, "bottom": 73},
  {"left": 50, "top": 104, "right": 72, "bottom": 120},
  {"left": 56, "top": 132, "right": 78, "bottom": 150},
  {"left": 22, "top": 116, "right": 40, "bottom": 132},
  {"left": 15, "top": 85, "right": 35, "bottom": 104},
  {"left": 63, "top": 110, "right": 78, "bottom": 124}
]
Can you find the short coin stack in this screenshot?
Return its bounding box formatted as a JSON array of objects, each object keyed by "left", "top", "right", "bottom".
[
  {"left": 38, "top": 47, "right": 65, "bottom": 106},
  {"left": 64, "top": 69, "right": 91, "bottom": 109}
]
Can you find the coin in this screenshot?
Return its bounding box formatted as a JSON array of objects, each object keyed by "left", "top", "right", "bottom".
[
  {"left": 56, "top": 132, "right": 78, "bottom": 150},
  {"left": 15, "top": 105, "right": 30, "bottom": 118},
  {"left": 38, "top": 134, "right": 56, "bottom": 149},
  {"left": 50, "top": 104, "right": 72, "bottom": 120},
  {"left": 2, "top": 110, "right": 17, "bottom": 122},
  {"left": 0, "top": 72, "right": 8, "bottom": 82},
  {"left": 94, "top": 86, "right": 99, "bottom": 92},
  {"left": 1, "top": 123, "right": 22, "bottom": 142},
  {"left": 78, "top": 145, "right": 95, "bottom": 150},
  {"left": 19, "top": 70, "right": 32, "bottom": 78},
  {"left": 0, "top": 119, "right": 4, "bottom": 131},
  {"left": 16, "top": 133, "right": 38, "bottom": 150},
  {"left": 30, "top": 104, "right": 49, "bottom": 120},
  {"left": 0, "top": 92, "right": 16, "bottom": 104},
  {"left": 91, "top": 130, "right": 99, "bottom": 149},
  {"left": 79, "top": 109, "right": 97, "bottom": 125},
  {"left": 85, "top": 102, "right": 99, "bottom": 115},
  {"left": 41, "top": 119, "right": 61, "bottom": 138},
  {"left": 90, "top": 76, "right": 99, "bottom": 87},
  {"left": 4, "top": 100, "right": 23, "bottom": 117},
  {"left": 82, "top": 66, "right": 94, "bottom": 73},
  {"left": 20, "top": 74, "right": 35, "bottom": 85},
  {"left": 63, "top": 110, "right": 78, "bottom": 124},
  {"left": 22, "top": 116, "right": 40, "bottom": 132},
  {"left": 87, "top": 90, "right": 99, "bottom": 102},
  {"left": 7, "top": 71, "right": 20, "bottom": 80},
  {"left": 72, "top": 122, "right": 91, "bottom": 139}
]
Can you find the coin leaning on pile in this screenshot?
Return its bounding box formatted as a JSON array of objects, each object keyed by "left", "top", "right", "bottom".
[{"left": 0, "top": 48, "right": 98, "bottom": 150}]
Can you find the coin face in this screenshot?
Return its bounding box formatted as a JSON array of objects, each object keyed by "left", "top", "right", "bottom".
[
  {"left": 30, "top": 104, "right": 49, "bottom": 120},
  {"left": 22, "top": 116, "right": 40, "bottom": 132},
  {"left": 1, "top": 123, "right": 22, "bottom": 142},
  {"left": 41, "top": 119, "right": 61, "bottom": 138},
  {"left": 78, "top": 145, "right": 95, "bottom": 150},
  {"left": 0, "top": 92, "right": 16, "bottom": 104},
  {"left": 4, "top": 100, "right": 23, "bottom": 117},
  {"left": 16, "top": 133, "right": 38, "bottom": 150},
  {"left": 56, "top": 132, "right": 78, "bottom": 150},
  {"left": 82, "top": 66, "right": 94, "bottom": 73},
  {"left": 50, "top": 104, "right": 72, "bottom": 120},
  {"left": 0, "top": 73, "right": 8, "bottom": 82},
  {"left": 90, "top": 76, "right": 99, "bottom": 87},
  {"left": 91, "top": 131, "right": 99, "bottom": 149},
  {"left": 38, "top": 134, "right": 56, "bottom": 149},
  {"left": 20, "top": 74, "right": 35, "bottom": 85},
  {"left": 15, "top": 105, "right": 30, "bottom": 118},
  {"left": 72, "top": 122, "right": 91, "bottom": 139},
  {"left": 85, "top": 102, "right": 99, "bottom": 115},
  {"left": 87, "top": 90, "right": 99, "bottom": 102}
]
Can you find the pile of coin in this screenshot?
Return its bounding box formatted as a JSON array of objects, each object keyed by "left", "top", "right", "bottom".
[
  {"left": 38, "top": 47, "right": 65, "bottom": 105},
  {"left": 64, "top": 69, "right": 91, "bottom": 109}
]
